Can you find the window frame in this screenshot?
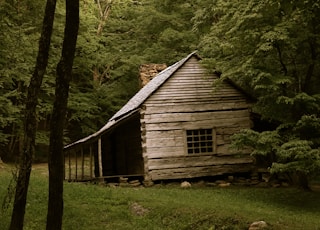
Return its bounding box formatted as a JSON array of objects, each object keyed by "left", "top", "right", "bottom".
[{"left": 184, "top": 127, "right": 217, "bottom": 155}]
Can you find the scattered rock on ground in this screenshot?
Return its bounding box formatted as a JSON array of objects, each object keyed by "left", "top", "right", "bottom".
[
  {"left": 130, "top": 202, "right": 149, "bottom": 216},
  {"left": 249, "top": 221, "right": 268, "bottom": 230}
]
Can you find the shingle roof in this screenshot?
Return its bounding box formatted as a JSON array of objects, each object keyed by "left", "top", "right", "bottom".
[{"left": 64, "top": 51, "right": 199, "bottom": 149}]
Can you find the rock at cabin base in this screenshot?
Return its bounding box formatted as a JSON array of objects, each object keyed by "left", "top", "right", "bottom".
[
  {"left": 248, "top": 221, "right": 268, "bottom": 230},
  {"left": 218, "top": 182, "right": 231, "bottom": 187},
  {"left": 180, "top": 181, "right": 191, "bottom": 188}
]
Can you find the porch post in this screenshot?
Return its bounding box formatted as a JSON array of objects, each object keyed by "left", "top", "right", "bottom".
[{"left": 97, "top": 137, "right": 103, "bottom": 181}]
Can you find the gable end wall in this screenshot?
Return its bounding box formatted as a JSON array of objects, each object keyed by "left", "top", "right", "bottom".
[{"left": 141, "top": 57, "right": 253, "bottom": 180}]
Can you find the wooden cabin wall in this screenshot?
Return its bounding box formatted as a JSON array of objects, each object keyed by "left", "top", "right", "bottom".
[{"left": 141, "top": 57, "right": 253, "bottom": 181}]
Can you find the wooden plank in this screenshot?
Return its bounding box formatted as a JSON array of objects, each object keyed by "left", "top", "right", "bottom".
[
  {"left": 98, "top": 138, "right": 103, "bottom": 180},
  {"left": 156, "top": 80, "right": 213, "bottom": 87},
  {"left": 153, "top": 90, "right": 247, "bottom": 98},
  {"left": 165, "top": 79, "right": 216, "bottom": 85},
  {"left": 145, "top": 118, "right": 251, "bottom": 131},
  {"left": 157, "top": 75, "right": 221, "bottom": 82},
  {"left": 144, "top": 99, "right": 248, "bottom": 107},
  {"left": 172, "top": 72, "right": 210, "bottom": 76},
  {"left": 146, "top": 136, "right": 184, "bottom": 148},
  {"left": 145, "top": 96, "right": 248, "bottom": 104},
  {"left": 148, "top": 94, "right": 245, "bottom": 102},
  {"left": 149, "top": 164, "right": 254, "bottom": 180},
  {"left": 144, "top": 99, "right": 249, "bottom": 111},
  {"left": 144, "top": 110, "right": 250, "bottom": 124},
  {"left": 147, "top": 146, "right": 186, "bottom": 158},
  {"left": 147, "top": 93, "right": 245, "bottom": 102},
  {"left": 174, "top": 68, "right": 208, "bottom": 74},
  {"left": 154, "top": 89, "right": 218, "bottom": 96},
  {"left": 154, "top": 88, "right": 246, "bottom": 96},
  {"left": 145, "top": 130, "right": 183, "bottom": 139},
  {"left": 162, "top": 77, "right": 227, "bottom": 87},
  {"left": 145, "top": 114, "right": 250, "bottom": 126},
  {"left": 148, "top": 155, "right": 253, "bottom": 170}
]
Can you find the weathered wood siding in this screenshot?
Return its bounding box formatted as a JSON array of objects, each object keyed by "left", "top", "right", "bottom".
[{"left": 141, "top": 56, "right": 253, "bottom": 180}]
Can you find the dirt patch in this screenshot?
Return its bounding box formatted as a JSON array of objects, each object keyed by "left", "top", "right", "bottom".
[
  {"left": 32, "top": 163, "right": 48, "bottom": 169},
  {"left": 130, "top": 202, "right": 149, "bottom": 216},
  {"left": 310, "top": 184, "right": 320, "bottom": 192},
  {"left": 0, "top": 162, "right": 48, "bottom": 175},
  {"left": 0, "top": 162, "right": 12, "bottom": 172},
  {"left": 32, "top": 163, "right": 48, "bottom": 176}
]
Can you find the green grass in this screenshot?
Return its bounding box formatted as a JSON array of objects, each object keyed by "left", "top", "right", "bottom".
[{"left": 1, "top": 164, "right": 320, "bottom": 230}]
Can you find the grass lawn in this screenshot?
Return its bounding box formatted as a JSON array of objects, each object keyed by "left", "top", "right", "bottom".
[{"left": 1, "top": 163, "right": 320, "bottom": 230}]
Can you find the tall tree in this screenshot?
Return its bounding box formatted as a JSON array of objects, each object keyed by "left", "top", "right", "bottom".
[
  {"left": 9, "top": 0, "right": 57, "bottom": 229},
  {"left": 46, "top": 0, "right": 79, "bottom": 228}
]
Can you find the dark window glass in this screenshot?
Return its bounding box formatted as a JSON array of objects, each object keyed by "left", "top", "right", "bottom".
[{"left": 186, "top": 129, "right": 214, "bottom": 154}]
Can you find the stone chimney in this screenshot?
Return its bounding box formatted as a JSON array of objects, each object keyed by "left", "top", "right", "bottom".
[{"left": 139, "top": 63, "right": 167, "bottom": 88}]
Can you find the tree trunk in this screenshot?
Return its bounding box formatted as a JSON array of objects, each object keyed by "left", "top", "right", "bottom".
[
  {"left": 46, "top": 0, "right": 79, "bottom": 229},
  {"left": 9, "top": 1, "right": 57, "bottom": 229},
  {"left": 97, "top": 0, "right": 112, "bottom": 35}
]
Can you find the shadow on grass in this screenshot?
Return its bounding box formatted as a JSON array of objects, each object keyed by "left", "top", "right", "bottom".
[{"left": 231, "top": 187, "right": 320, "bottom": 213}]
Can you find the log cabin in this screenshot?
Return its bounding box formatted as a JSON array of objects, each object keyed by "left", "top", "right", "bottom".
[{"left": 63, "top": 52, "right": 254, "bottom": 182}]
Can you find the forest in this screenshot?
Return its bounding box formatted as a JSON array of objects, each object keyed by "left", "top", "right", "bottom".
[
  {"left": 1, "top": 0, "right": 320, "bottom": 184},
  {"left": 1, "top": 0, "right": 320, "bottom": 229}
]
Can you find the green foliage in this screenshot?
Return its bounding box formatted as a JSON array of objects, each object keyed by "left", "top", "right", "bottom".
[
  {"left": 272, "top": 140, "right": 320, "bottom": 175},
  {"left": 196, "top": 0, "right": 320, "bottom": 181},
  {"left": 1, "top": 0, "right": 202, "bottom": 158},
  {"left": 65, "top": 0, "right": 200, "bottom": 142},
  {"left": 232, "top": 118, "right": 320, "bottom": 178},
  {"left": 196, "top": 0, "right": 320, "bottom": 115},
  {"left": 232, "top": 129, "right": 281, "bottom": 158},
  {"left": 0, "top": 0, "right": 44, "bottom": 158}
]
